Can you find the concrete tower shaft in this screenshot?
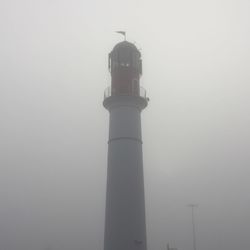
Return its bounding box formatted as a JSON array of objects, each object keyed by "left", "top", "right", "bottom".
[{"left": 104, "top": 41, "right": 148, "bottom": 250}]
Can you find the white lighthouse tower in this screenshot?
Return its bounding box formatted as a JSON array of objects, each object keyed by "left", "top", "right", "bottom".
[{"left": 103, "top": 41, "right": 148, "bottom": 250}]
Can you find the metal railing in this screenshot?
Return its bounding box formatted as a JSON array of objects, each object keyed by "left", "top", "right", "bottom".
[{"left": 104, "top": 86, "right": 147, "bottom": 100}]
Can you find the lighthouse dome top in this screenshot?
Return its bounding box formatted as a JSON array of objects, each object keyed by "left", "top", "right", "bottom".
[{"left": 112, "top": 41, "right": 140, "bottom": 54}]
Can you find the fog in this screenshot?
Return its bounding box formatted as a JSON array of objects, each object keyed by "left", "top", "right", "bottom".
[{"left": 0, "top": 0, "right": 249, "bottom": 250}]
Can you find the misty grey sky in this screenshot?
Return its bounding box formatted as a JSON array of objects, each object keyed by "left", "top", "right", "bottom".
[{"left": 0, "top": 0, "right": 250, "bottom": 250}]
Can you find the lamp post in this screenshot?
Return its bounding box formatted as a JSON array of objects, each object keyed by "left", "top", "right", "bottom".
[{"left": 188, "top": 204, "right": 198, "bottom": 250}]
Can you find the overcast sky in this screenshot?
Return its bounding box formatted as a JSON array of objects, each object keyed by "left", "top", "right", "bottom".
[{"left": 0, "top": 0, "right": 250, "bottom": 250}]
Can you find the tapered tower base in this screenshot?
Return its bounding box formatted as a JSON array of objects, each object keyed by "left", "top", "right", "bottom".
[{"left": 104, "top": 95, "right": 148, "bottom": 250}]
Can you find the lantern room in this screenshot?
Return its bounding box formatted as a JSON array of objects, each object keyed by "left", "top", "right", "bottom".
[{"left": 108, "top": 41, "right": 142, "bottom": 96}]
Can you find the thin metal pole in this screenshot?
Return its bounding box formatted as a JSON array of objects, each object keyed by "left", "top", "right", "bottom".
[{"left": 188, "top": 204, "right": 198, "bottom": 250}]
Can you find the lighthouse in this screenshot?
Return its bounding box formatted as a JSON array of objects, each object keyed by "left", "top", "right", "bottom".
[{"left": 103, "top": 40, "right": 148, "bottom": 250}]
